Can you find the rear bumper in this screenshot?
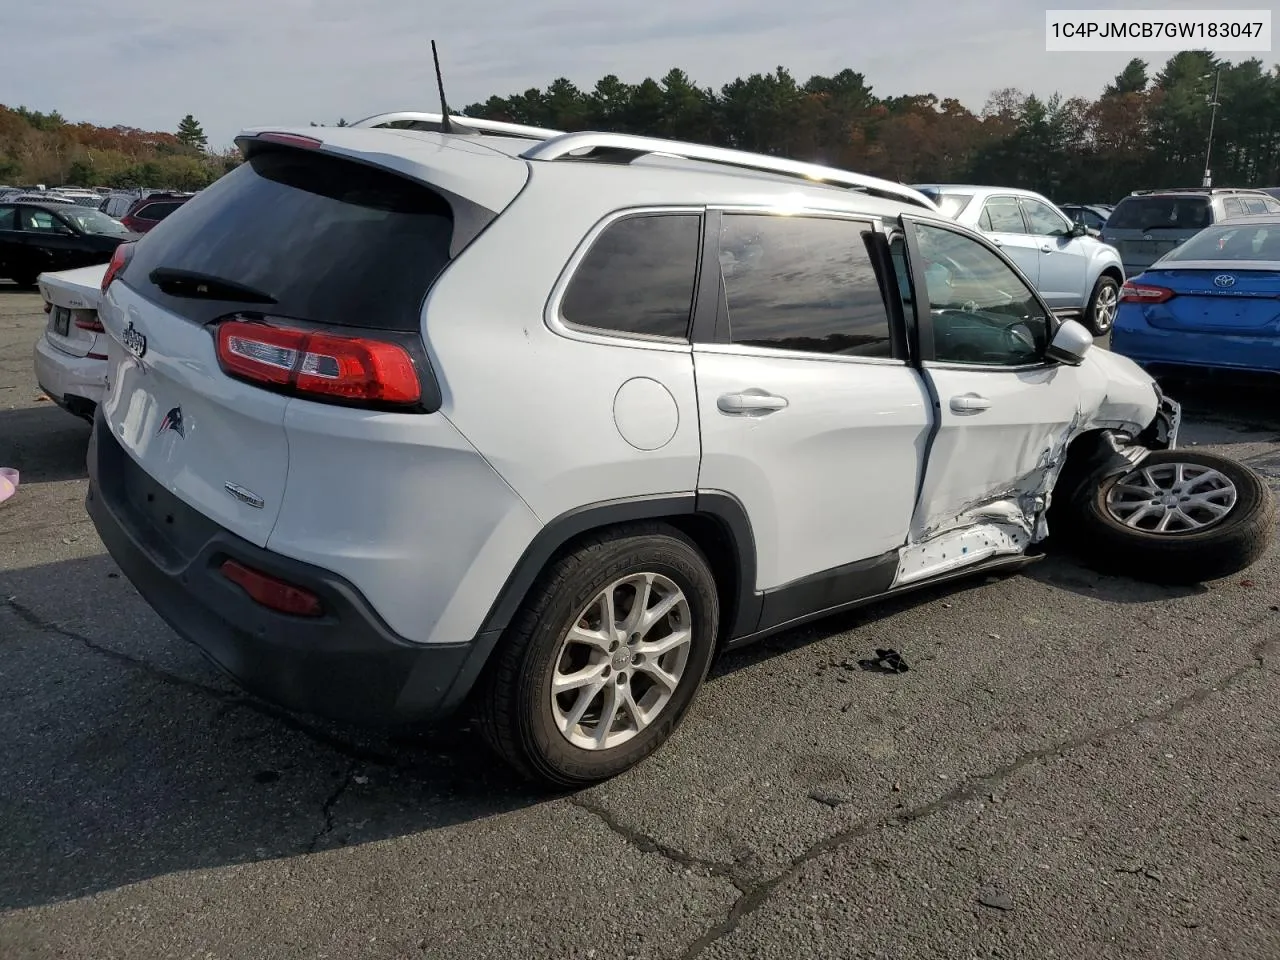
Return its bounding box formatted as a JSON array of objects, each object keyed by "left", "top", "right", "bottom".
[
  {"left": 85, "top": 410, "right": 499, "bottom": 725},
  {"left": 1111, "top": 316, "right": 1280, "bottom": 377},
  {"left": 33, "top": 337, "right": 106, "bottom": 417}
]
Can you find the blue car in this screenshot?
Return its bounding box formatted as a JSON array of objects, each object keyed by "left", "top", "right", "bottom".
[{"left": 1111, "top": 214, "right": 1280, "bottom": 376}]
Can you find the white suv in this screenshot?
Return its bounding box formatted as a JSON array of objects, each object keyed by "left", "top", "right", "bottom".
[{"left": 86, "top": 116, "right": 1274, "bottom": 786}]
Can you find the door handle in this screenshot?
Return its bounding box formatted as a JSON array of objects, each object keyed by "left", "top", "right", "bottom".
[
  {"left": 718, "top": 391, "right": 788, "bottom": 415},
  {"left": 1040, "top": 243, "right": 1053, "bottom": 253},
  {"left": 950, "top": 394, "right": 991, "bottom": 413}
]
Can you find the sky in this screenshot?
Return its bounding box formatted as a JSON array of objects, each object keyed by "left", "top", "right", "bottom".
[{"left": 8, "top": 0, "right": 1276, "bottom": 149}]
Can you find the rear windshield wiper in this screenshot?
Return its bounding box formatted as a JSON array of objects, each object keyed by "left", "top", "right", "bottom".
[{"left": 149, "top": 267, "right": 277, "bottom": 304}]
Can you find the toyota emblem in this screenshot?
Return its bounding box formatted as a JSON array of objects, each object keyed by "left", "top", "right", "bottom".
[{"left": 1213, "top": 274, "right": 1236, "bottom": 288}]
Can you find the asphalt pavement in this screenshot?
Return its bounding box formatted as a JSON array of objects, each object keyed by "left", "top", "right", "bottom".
[{"left": 2, "top": 283, "right": 1279, "bottom": 959}]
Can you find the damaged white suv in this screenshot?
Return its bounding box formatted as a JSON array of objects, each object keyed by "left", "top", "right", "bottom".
[{"left": 86, "top": 117, "right": 1275, "bottom": 786}]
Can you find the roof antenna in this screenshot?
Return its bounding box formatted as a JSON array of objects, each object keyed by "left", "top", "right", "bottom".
[{"left": 432, "top": 40, "right": 454, "bottom": 134}]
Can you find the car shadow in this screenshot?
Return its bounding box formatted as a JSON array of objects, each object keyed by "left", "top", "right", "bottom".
[
  {"left": 1160, "top": 376, "right": 1280, "bottom": 440},
  {"left": 0, "top": 405, "right": 91, "bottom": 484},
  {"left": 1, "top": 547, "right": 1192, "bottom": 912}
]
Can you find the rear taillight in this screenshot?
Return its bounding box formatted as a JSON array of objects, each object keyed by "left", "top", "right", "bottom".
[
  {"left": 101, "top": 242, "right": 135, "bottom": 292},
  {"left": 43, "top": 299, "right": 52, "bottom": 314},
  {"left": 215, "top": 319, "right": 421, "bottom": 406},
  {"left": 220, "top": 559, "right": 323, "bottom": 617},
  {"left": 1120, "top": 281, "right": 1174, "bottom": 304},
  {"left": 73, "top": 310, "right": 104, "bottom": 332}
]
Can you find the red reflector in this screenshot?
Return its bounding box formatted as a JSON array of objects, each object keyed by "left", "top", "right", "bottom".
[
  {"left": 216, "top": 319, "right": 421, "bottom": 405},
  {"left": 256, "top": 132, "right": 323, "bottom": 149},
  {"left": 1120, "top": 281, "right": 1174, "bottom": 304},
  {"left": 73, "top": 311, "right": 105, "bottom": 332},
  {"left": 102, "top": 242, "right": 135, "bottom": 292},
  {"left": 220, "top": 559, "right": 323, "bottom": 617}
]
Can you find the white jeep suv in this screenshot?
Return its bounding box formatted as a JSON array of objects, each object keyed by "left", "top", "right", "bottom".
[{"left": 86, "top": 116, "right": 1274, "bottom": 786}]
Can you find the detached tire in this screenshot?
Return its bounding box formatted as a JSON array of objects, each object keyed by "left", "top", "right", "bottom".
[
  {"left": 477, "top": 524, "right": 719, "bottom": 788},
  {"left": 1071, "top": 450, "right": 1275, "bottom": 585},
  {"left": 1085, "top": 275, "right": 1120, "bottom": 336}
]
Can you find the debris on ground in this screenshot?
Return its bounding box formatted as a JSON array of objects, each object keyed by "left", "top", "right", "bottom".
[
  {"left": 808, "top": 786, "right": 851, "bottom": 808},
  {"left": 978, "top": 890, "right": 1014, "bottom": 911},
  {"left": 0, "top": 468, "right": 17, "bottom": 505},
  {"left": 858, "top": 648, "right": 910, "bottom": 674}
]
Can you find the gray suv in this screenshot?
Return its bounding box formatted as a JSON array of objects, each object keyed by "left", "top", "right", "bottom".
[{"left": 1101, "top": 187, "right": 1280, "bottom": 277}]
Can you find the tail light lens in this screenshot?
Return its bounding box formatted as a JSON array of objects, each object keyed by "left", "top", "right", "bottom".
[
  {"left": 215, "top": 318, "right": 421, "bottom": 406},
  {"left": 101, "top": 242, "right": 135, "bottom": 292},
  {"left": 73, "top": 310, "right": 105, "bottom": 332},
  {"left": 220, "top": 559, "right": 323, "bottom": 617},
  {"left": 1120, "top": 280, "right": 1175, "bottom": 304}
]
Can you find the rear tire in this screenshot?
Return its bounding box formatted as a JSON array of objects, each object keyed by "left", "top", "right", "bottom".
[
  {"left": 1069, "top": 450, "right": 1275, "bottom": 585},
  {"left": 477, "top": 524, "right": 719, "bottom": 787},
  {"left": 1085, "top": 275, "right": 1120, "bottom": 336}
]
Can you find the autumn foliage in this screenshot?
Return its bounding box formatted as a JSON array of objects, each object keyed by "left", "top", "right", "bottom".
[{"left": 0, "top": 106, "right": 237, "bottom": 190}]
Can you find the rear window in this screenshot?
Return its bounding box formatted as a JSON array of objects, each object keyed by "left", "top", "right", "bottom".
[
  {"left": 1107, "top": 196, "right": 1210, "bottom": 231},
  {"left": 917, "top": 191, "right": 973, "bottom": 218},
  {"left": 1162, "top": 224, "right": 1280, "bottom": 262},
  {"left": 123, "top": 147, "right": 478, "bottom": 330}
]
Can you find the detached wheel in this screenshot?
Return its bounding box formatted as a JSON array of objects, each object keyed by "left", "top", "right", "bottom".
[
  {"left": 1085, "top": 275, "right": 1120, "bottom": 336},
  {"left": 478, "top": 525, "right": 718, "bottom": 787},
  {"left": 1072, "top": 450, "right": 1275, "bottom": 584}
]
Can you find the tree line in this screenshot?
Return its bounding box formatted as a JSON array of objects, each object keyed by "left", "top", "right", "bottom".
[
  {"left": 4, "top": 49, "right": 1277, "bottom": 198},
  {"left": 463, "top": 50, "right": 1280, "bottom": 201},
  {"left": 0, "top": 108, "right": 236, "bottom": 191}
]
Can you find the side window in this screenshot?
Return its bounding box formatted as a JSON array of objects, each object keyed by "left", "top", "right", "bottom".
[
  {"left": 0, "top": 206, "right": 15, "bottom": 230},
  {"left": 1242, "top": 198, "right": 1268, "bottom": 215},
  {"left": 560, "top": 213, "right": 700, "bottom": 340},
  {"left": 981, "top": 198, "right": 1026, "bottom": 234},
  {"left": 718, "top": 214, "right": 895, "bottom": 358},
  {"left": 1021, "top": 198, "right": 1070, "bottom": 237},
  {"left": 20, "top": 209, "right": 64, "bottom": 232},
  {"left": 145, "top": 201, "right": 182, "bottom": 221},
  {"left": 912, "top": 222, "right": 1048, "bottom": 367},
  {"left": 1223, "top": 198, "right": 1245, "bottom": 218}
]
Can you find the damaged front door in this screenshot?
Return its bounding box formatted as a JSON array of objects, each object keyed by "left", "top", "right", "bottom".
[{"left": 894, "top": 217, "right": 1085, "bottom": 581}]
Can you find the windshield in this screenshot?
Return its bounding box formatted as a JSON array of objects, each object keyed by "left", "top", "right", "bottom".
[
  {"left": 1107, "top": 196, "right": 1210, "bottom": 231},
  {"left": 1161, "top": 222, "right": 1280, "bottom": 262},
  {"left": 60, "top": 207, "right": 132, "bottom": 236}
]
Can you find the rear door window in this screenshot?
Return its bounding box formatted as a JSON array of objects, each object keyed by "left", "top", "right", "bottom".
[
  {"left": 1223, "top": 198, "right": 1246, "bottom": 218},
  {"left": 717, "top": 213, "right": 896, "bottom": 358},
  {"left": 1242, "top": 198, "right": 1268, "bottom": 215},
  {"left": 560, "top": 214, "right": 700, "bottom": 340},
  {"left": 122, "top": 146, "right": 474, "bottom": 330},
  {"left": 981, "top": 197, "right": 1026, "bottom": 233}
]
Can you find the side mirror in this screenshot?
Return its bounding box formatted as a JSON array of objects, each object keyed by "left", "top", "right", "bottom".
[
  {"left": 1069, "top": 222, "right": 1088, "bottom": 238},
  {"left": 1046, "top": 318, "right": 1093, "bottom": 366}
]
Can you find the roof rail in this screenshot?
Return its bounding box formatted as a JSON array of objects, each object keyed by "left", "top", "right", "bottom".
[
  {"left": 1129, "top": 186, "right": 1268, "bottom": 196},
  {"left": 349, "top": 111, "right": 563, "bottom": 141},
  {"left": 520, "top": 132, "right": 939, "bottom": 211}
]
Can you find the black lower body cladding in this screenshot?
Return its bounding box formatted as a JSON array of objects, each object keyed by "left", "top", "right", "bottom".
[{"left": 84, "top": 410, "right": 490, "bottom": 725}]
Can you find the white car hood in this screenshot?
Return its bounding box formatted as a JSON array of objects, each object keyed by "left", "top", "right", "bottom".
[{"left": 36, "top": 264, "right": 107, "bottom": 311}]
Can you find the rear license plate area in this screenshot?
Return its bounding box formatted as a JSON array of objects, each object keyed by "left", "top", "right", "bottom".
[{"left": 52, "top": 306, "right": 70, "bottom": 336}]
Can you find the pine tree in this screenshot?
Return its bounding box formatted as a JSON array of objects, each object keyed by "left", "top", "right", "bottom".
[{"left": 177, "top": 114, "right": 208, "bottom": 151}]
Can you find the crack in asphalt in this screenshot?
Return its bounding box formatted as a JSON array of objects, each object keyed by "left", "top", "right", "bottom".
[
  {"left": 3, "top": 597, "right": 397, "bottom": 765},
  {"left": 569, "top": 797, "right": 751, "bottom": 894},
  {"left": 673, "top": 631, "right": 1279, "bottom": 959},
  {"left": 309, "top": 762, "right": 360, "bottom": 854}
]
